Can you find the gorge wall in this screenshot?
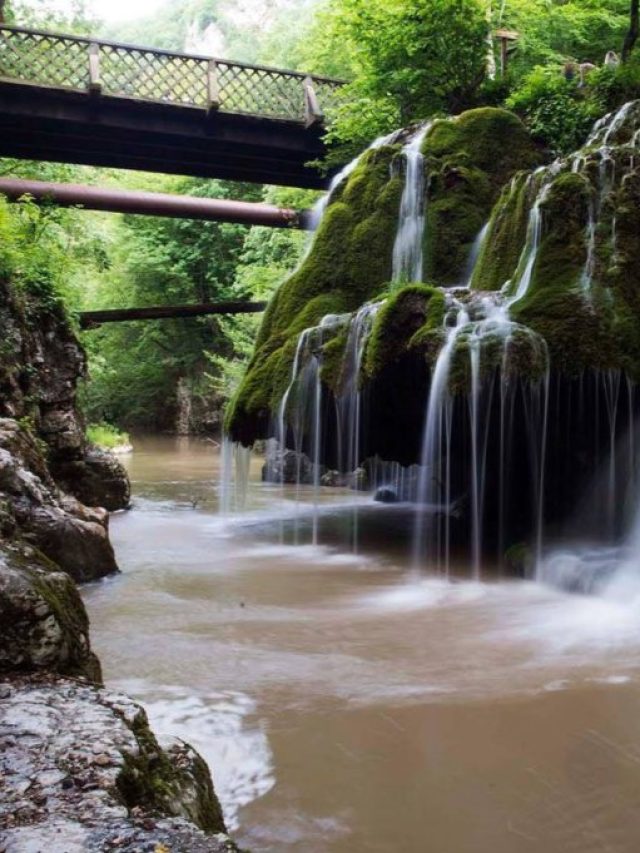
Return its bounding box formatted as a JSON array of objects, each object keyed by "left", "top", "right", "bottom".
[
  {"left": 226, "top": 103, "right": 640, "bottom": 570},
  {"left": 0, "top": 279, "right": 238, "bottom": 850}
]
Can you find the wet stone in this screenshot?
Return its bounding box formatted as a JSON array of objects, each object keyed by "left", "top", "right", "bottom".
[{"left": 0, "top": 674, "right": 238, "bottom": 852}]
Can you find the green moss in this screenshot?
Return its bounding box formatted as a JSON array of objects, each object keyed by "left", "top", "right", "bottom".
[
  {"left": 363, "top": 284, "right": 441, "bottom": 379},
  {"left": 422, "top": 108, "right": 544, "bottom": 285},
  {"left": 116, "top": 709, "right": 226, "bottom": 834},
  {"left": 227, "top": 144, "right": 403, "bottom": 442},
  {"left": 508, "top": 171, "right": 606, "bottom": 375},
  {"left": 471, "top": 171, "right": 533, "bottom": 292},
  {"left": 320, "top": 323, "right": 350, "bottom": 392}
]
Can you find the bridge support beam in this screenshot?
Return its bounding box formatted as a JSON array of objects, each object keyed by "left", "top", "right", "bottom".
[{"left": 0, "top": 178, "right": 314, "bottom": 229}]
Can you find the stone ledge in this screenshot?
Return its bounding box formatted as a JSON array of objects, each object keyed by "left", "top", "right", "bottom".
[{"left": 0, "top": 675, "right": 241, "bottom": 853}]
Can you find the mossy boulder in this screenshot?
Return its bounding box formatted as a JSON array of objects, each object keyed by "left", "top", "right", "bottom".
[
  {"left": 508, "top": 161, "right": 640, "bottom": 378},
  {"left": 363, "top": 284, "right": 445, "bottom": 379},
  {"left": 422, "top": 108, "right": 544, "bottom": 286},
  {"left": 227, "top": 144, "right": 404, "bottom": 443},
  {"left": 470, "top": 170, "right": 535, "bottom": 292}
]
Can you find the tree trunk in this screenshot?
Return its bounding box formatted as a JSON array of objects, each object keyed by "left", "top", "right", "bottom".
[
  {"left": 0, "top": 1, "right": 6, "bottom": 23},
  {"left": 623, "top": 0, "right": 640, "bottom": 62}
]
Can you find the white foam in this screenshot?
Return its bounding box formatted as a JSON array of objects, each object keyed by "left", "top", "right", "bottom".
[{"left": 113, "top": 682, "right": 274, "bottom": 832}]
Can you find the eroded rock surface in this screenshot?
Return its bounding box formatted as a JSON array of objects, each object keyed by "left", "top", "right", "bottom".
[
  {"left": 0, "top": 676, "right": 238, "bottom": 853},
  {"left": 0, "top": 546, "right": 101, "bottom": 682},
  {"left": 0, "top": 419, "right": 119, "bottom": 582}
]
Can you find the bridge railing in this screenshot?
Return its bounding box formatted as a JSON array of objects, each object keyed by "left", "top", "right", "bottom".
[{"left": 0, "top": 24, "right": 344, "bottom": 124}]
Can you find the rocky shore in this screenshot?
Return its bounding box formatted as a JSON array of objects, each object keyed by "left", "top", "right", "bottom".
[{"left": 0, "top": 279, "right": 240, "bottom": 851}]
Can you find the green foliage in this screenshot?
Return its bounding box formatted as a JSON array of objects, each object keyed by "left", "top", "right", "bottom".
[
  {"left": 86, "top": 422, "right": 130, "bottom": 450},
  {"left": 507, "top": 67, "right": 604, "bottom": 154},
  {"left": 0, "top": 192, "right": 103, "bottom": 320},
  {"left": 6, "top": 0, "right": 97, "bottom": 32},
  {"left": 493, "top": 0, "right": 629, "bottom": 75},
  {"left": 305, "top": 0, "right": 488, "bottom": 160},
  {"left": 79, "top": 178, "right": 310, "bottom": 432}
]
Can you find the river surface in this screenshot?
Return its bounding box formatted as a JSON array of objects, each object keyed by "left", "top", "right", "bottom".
[{"left": 83, "top": 436, "right": 640, "bottom": 853}]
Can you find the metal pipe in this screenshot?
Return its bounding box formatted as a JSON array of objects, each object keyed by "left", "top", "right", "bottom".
[
  {"left": 0, "top": 177, "right": 311, "bottom": 229},
  {"left": 79, "top": 301, "right": 267, "bottom": 328}
]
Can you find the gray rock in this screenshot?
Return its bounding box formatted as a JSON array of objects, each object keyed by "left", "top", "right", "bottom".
[
  {"left": 262, "top": 448, "right": 315, "bottom": 484},
  {"left": 0, "top": 546, "right": 101, "bottom": 682},
  {"left": 0, "top": 419, "right": 119, "bottom": 582},
  {"left": 0, "top": 676, "right": 238, "bottom": 852},
  {"left": 53, "top": 446, "right": 131, "bottom": 512},
  {"left": 374, "top": 486, "right": 399, "bottom": 504}
]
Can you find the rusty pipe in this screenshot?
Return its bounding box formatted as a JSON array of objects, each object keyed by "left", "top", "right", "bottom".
[{"left": 0, "top": 177, "right": 313, "bottom": 229}]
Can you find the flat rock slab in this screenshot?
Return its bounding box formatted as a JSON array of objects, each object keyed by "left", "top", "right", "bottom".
[{"left": 0, "top": 676, "right": 239, "bottom": 853}]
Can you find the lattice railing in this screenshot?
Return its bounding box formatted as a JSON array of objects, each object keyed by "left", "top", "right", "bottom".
[{"left": 0, "top": 24, "right": 344, "bottom": 123}]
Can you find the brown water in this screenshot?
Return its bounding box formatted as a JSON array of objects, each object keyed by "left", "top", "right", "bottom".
[{"left": 83, "top": 436, "right": 640, "bottom": 853}]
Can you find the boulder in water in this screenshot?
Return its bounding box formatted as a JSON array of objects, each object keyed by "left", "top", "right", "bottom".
[
  {"left": 262, "top": 448, "right": 314, "bottom": 484},
  {"left": 374, "top": 486, "right": 399, "bottom": 503}
]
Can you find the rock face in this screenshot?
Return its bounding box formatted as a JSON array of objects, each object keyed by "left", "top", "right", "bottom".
[
  {"left": 53, "top": 446, "right": 131, "bottom": 513},
  {"left": 0, "top": 276, "right": 130, "bottom": 515},
  {"left": 0, "top": 546, "right": 101, "bottom": 682},
  {"left": 0, "top": 675, "right": 238, "bottom": 853},
  {"left": 0, "top": 418, "right": 119, "bottom": 582},
  {"left": 0, "top": 216, "right": 239, "bottom": 851},
  {"left": 0, "top": 275, "right": 129, "bottom": 580}
]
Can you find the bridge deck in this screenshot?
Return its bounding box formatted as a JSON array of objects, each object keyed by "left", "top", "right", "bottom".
[{"left": 0, "top": 25, "right": 344, "bottom": 188}]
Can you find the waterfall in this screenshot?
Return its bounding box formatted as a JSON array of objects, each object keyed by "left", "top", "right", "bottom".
[
  {"left": 222, "top": 100, "right": 640, "bottom": 583},
  {"left": 219, "top": 436, "right": 252, "bottom": 513},
  {"left": 337, "top": 302, "right": 382, "bottom": 476},
  {"left": 508, "top": 167, "right": 556, "bottom": 304},
  {"left": 411, "top": 287, "right": 549, "bottom": 576},
  {"left": 413, "top": 297, "right": 469, "bottom": 574},
  {"left": 392, "top": 123, "right": 432, "bottom": 283},
  {"left": 309, "top": 130, "right": 398, "bottom": 231}
]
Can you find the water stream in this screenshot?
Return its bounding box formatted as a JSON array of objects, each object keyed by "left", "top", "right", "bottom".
[{"left": 83, "top": 437, "right": 640, "bottom": 853}]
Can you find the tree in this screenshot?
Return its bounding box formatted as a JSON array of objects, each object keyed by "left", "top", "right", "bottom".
[
  {"left": 305, "top": 0, "right": 488, "bottom": 158},
  {"left": 623, "top": 0, "right": 639, "bottom": 60}
]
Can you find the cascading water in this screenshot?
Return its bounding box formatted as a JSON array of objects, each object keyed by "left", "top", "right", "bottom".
[
  {"left": 392, "top": 123, "right": 432, "bottom": 284},
  {"left": 223, "top": 100, "right": 640, "bottom": 587},
  {"left": 411, "top": 289, "right": 549, "bottom": 577}
]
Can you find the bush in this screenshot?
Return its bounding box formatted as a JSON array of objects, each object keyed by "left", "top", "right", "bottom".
[
  {"left": 86, "top": 422, "right": 130, "bottom": 450},
  {"left": 507, "top": 66, "right": 604, "bottom": 154},
  {"left": 590, "top": 54, "right": 640, "bottom": 110}
]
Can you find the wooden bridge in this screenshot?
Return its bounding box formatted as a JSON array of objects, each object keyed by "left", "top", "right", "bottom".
[{"left": 0, "top": 24, "right": 344, "bottom": 188}]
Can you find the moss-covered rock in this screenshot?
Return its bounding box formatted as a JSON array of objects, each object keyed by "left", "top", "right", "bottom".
[
  {"left": 470, "top": 170, "right": 534, "bottom": 292},
  {"left": 363, "top": 284, "right": 445, "bottom": 379},
  {"left": 227, "top": 145, "right": 403, "bottom": 441},
  {"left": 228, "top": 101, "right": 640, "bottom": 450},
  {"left": 422, "top": 108, "right": 545, "bottom": 286},
  {"left": 0, "top": 544, "right": 102, "bottom": 681}
]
